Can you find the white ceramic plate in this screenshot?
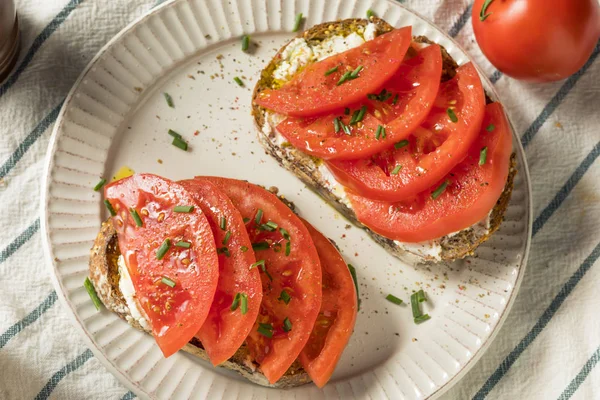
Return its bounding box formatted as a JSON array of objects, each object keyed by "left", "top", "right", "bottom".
[{"left": 41, "top": 0, "right": 532, "bottom": 398}]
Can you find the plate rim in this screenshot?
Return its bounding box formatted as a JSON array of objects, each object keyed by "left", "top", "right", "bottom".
[{"left": 39, "top": 0, "right": 533, "bottom": 398}]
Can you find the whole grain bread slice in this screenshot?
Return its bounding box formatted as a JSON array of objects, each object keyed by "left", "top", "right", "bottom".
[
  {"left": 89, "top": 220, "right": 311, "bottom": 389},
  {"left": 251, "top": 17, "right": 517, "bottom": 263}
]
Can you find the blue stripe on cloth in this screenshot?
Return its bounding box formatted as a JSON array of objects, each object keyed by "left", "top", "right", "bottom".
[
  {"left": 0, "top": 291, "right": 57, "bottom": 349},
  {"left": 34, "top": 349, "right": 94, "bottom": 400},
  {"left": 558, "top": 346, "right": 600, "bottom": 400},
  {"left": 473, "top": 242, "right": 600, "bottom": 399},
  {"left": 0, "top": 0, "right": 86, "bottom": 98},
  {"left": 489, "top": 70, "right": 502, "bottom": 84},
  {"left": 448, "top": 3, "right": 473, "bottom": 38},
  {"left": 533, "top": 142, "right": 600, "bottom": 237},
  {"left": 0, "top": 218, "right": 40, "bottom": 263},
  {"left": 0, "top": 101, "right": 63, "bottom": 180},
  {"left": 521, "top": 40, "right": 600, "bottom": 148},
  {"left": 121, "top": 391, "right": 137, "bottom": 400}
]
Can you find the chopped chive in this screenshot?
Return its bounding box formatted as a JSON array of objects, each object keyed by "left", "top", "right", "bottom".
[
  {"left": 257, "top": 323, "right": 273, "bottom": 338},
  {"left": 386, "top": 294, "right": 403, "bottom": 305},
  {"left": 344, "top": 107, "right": 350, "bottom": 115},
  {"left": 342, "top": 123, "right": 352, "bottom": 135},
  {"left": 336, "top": 71, "right": 352, "bottom": 86},
  {"left": 263, "top": 267, "right": 273, "bottom": 281},
  {"left": 243, "top": 217, "right": 250, "bottom": 223},
  {"left": 255, "top": 209, "right": 263, "bottom": 224},
  {"left": 354, "top": 105, "right": 367, "bottom": 124},
  {"left": 416, "top": 289, "right": 427, "bottom": 303},
  {"left": 410, "top": 292, "right": 422, "bottom": 318},
  {"left": 414, "top": 314, "right": 431, "bottom": 324},
  {"left": 130, "top": 208, "right": 143, "bottom": 227},
  {"left": 233, "top": 76, "right": 244, "bottom": 86},
  {"left": 333, "top": 117, "right": 341, "bottom": 133},
  {"left": 168, "top": 129, "right": 182, "bottom": 139},
  {"left": 391, "top": 164, "right": 402, "bottom": 175},
  {"left": 325, "top": 66, "right": 338, "bottom": 76},
  {"left": 283, "top": 317, "right": 292, "bottom": 332},
  {"left": 217, "top": 247, "right": 230, "bottom": 257},
  {"left": 279, "top": 227, "right": 290, "bottom": 240},
  {"left": 486, "top": 124, "right": 495, "bottom": 132},
  {"left": 394, "top": 139, "right": 409, "bottom": 149},
  {"left": 446, "top": 108, "right": 458, "bottom": 123},
  {"left": 367, "top": 94, "right": 378, "bottom": 100},
  {"left": 375, "top": 125, "right": 384, "bottom": 140},
  {"left": 175, "top": 240, "right": 191, "bottom": 248},
  {"left": 230, "top": 293, "right": 241, "bottom": 311},
  {"left": 156, "top": 238, "right": 171, "bottom": 260},
  {"left": 84, "top": 277, "right": 102, "bottom": 310},
  {"left": 285, "top": 240, "right": 291, "bottom": 256},
  {"left": 104, "top": 200, "right": 116, "bottom": 216},
  {"left": 174, "top": 205, "right": 194, "bottom": 213},
  {"left": 240, "top": 293, "right": 248, "bottom": 315},
  {"left": 479, "top": 146, "right": 488, "bottom": 166},
  {"left": 240, "top": 245, "right": 249, "bottom": 252},
  {"left": 241, "top": 35, "right": 250, "bottom": 51},
  {"left": 292, "top": 13, "right": 303, "bottom": 32},
  {"left": 222, "top": 231, "right": 232, "bottom": 245},
  {"left": 93, "top": 178, "right": 106, "bottom": 192},
  {"left": 279, "top": 290, "right": 291, "bottom": 304},
  {"left": 348, "top": 264, "right": 360, "bottom": 310},
  {"left": 219, "top": 216, "right": 227, "bottom": 230},
  {"left": 431, "top": 180, "right": 449, "bottom": 199},
  {"left": 349, "top": 109, "right": 360, "bottom": 125},
  {"left": 161, "top": 276, "right": 176, "bottom": 288},
  {"left": 164, "top": 92, "right": 174, "bottom": 108},
  {"left": 252, "top": 241, "right": 269, "bottom": 251},
  {"left": 366, "top": 9, "right": 375, "bottom": 19},
  {"left": 350, "top": 65, "right": 363, "bottom": 79},
  {"left": 392, "top": 93, "right": 399, "bottom": 105},
  {"left": 265, "top": 221, "right": 278, "bottom": 230},
  {"left": 250, "top": 260, "right": 266, "bottom": 269},
  {"left": 172, "top": 137, "right": 188, "bottom": 151}
]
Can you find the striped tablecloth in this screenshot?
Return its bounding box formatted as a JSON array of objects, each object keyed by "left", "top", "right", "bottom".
[{"left": 1, "top": 0, "right": 598, "bottom": 398}]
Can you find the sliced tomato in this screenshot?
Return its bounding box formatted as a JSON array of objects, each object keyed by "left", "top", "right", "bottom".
[
  {"left": 198, "top": 177, "right": 322, "bottom": 384},
  {"left": 347, "top": 102, "right": 512, "bottom": 243},
  {"left": 178, "top": 179, "right": 263, "bottom": 366},
  {"left": 275, "top": 44, "right": 443, "bottom": 160},
  {"left": 104, "top": 174, "right": 219, "bottom": 357},
  {"left": 326, "top": 62, "right": 486, "bottom": 201},
  {"left": 298, "top": 219, "right": 357, "bottom": 388},
  {"left": 255, "top": 27, "right": 412, "bottom": 117}
]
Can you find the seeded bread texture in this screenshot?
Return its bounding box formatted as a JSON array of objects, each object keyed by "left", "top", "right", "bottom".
[
  {"left": 251, "top": 17, "right": 516, "bottom": 263},
  {"left": 88, "top": 220, "right": 310, "bottom": 388}
]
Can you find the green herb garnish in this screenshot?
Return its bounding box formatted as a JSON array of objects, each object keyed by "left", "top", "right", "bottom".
[
  {"left": 93, "top": 179, "right": 106, "bottom": 192},
  {"left": 279, "top": 290, "right": 291, "bottom": 304},
  {"left": 257, "top": 323, "right": 273, "bottom": 338},
  {"left": 394, "top": 139, "right": 409, "bottom": 149},
  {"left": 222, "top": 231, "right": 232, "bottom": 245},
  {"left": 283, "top": 317, "right": 292, "bottom": 332},
  {"left": 104, "top": 200, "right": 116, "bottom": 216},
  {"left": 447, "top": 108, "right": 458, "bottom": 123},
  {"left": 161, "top": 276, "right": 176, "bottom": 288},
  {"left": 130, "top": 208, "right": 143, "bottom": 227},
  {"left": 217, "top": 247, "right": 230, "bottom": 257},
  {"left": 479, "top": 146, "right": 488, "bottom": 166},
  {"left": 386, "top": 294, "right": 403, "bottom": 305},
  {"left": 293, "top": 13, "right": 303, "bottom": 32},
  {"left": 174, "top": 205, "right": 194, "bottom": 213},
  {"left": 391, "top": 164, "right": 402, "bottom": 175},
  {"left": 252, "top": 242, "right": 269, "bottom": 251},
  {"left": 164, "top": 92, "right": 174, "bottom": 108},
  {"left": 431, "top": 181, "right": 449, "bottom": 200},
  {"left": 325, "top": 66, "right": 338, "bottom": 76},
  {"left": 175, "top": 241, "right": 191, "bottom": 248},
  {"left": 233, "top": 76, "right": 244, "bottom": 87},
  {"left": 255, "top": 209, "right": 263, "bottom": 224},
  {"left": 168, "top": 129, "right": 182, "bottom": 139},
  {"left": 172, "top": 137, "right": 188, "bottom": 151},
  {"left": 333, "top": 117, "right": 341, "bottom": 133},
  {"left": 156, "top": 239, "right": 171, "bottom": 260},
  {"left": 84, "top": 277, "right": 102, "bottom": 310},
  {"left": 241, "top": 35, "right": 250, "bottom": 51},
  {"left": 219, "top": 216, "right": 227, "bottom": 230},
  {"left": 486, "top": 124, "right": 495, "bottom": 132}
]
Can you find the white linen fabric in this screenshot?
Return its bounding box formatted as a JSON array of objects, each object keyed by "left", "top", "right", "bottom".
[{"left": 0, "top": 0, "right": 598, "bottom": 399}]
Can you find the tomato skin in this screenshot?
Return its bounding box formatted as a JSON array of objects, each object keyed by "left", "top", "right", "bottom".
[
  {"left": 298, "top": 219, "right": 357, "bottom": 388},
  {"left": 472, "top": 0, "right": 600, "bottom": 82},
  {"left": 348, "top": 102, "right": 512, "bottom": 243},
  {"left": 104, "top": 174, "right": 219, "bottom": 358},
  {"left": 327, "top": 62, "right": 485, "bottom": 201},
  {"left": 275, "top": 44, "right": 443, "bottom": 160},
  {"left": 255, "top": 27, "right": 412, "bottom": 117},
  {"left": 198, "top": 177, "right": 322, "bottom": 384},
  {"left": 178, "top": 179, "right": 263, "bottom": 366}
]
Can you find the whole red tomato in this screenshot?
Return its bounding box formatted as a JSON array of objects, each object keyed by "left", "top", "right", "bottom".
[{"left": 472, "top": 0, "right": 600, "bottom": 82}]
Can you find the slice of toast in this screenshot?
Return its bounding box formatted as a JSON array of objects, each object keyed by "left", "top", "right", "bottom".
[
  {"left": 89, "top": 220, "right": 311, "bottom": 388},
  {"left": 251, "top": 17, "right": 517, "bottom": 263}
]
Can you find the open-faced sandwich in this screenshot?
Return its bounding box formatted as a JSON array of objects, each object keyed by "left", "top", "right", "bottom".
[
  {"left": 252, "top": 17, "right": 516, "bottom": 263},
  {"left": 88, "top": 174, "right": 358, "bottom": 388}
]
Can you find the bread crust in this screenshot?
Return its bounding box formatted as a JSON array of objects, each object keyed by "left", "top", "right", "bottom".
[
  {"left": 251, "top": 17, "right": 516, "bottom": 263},
  {"left": 88, "top": 220, "right": 310, "bottom": 388}
]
